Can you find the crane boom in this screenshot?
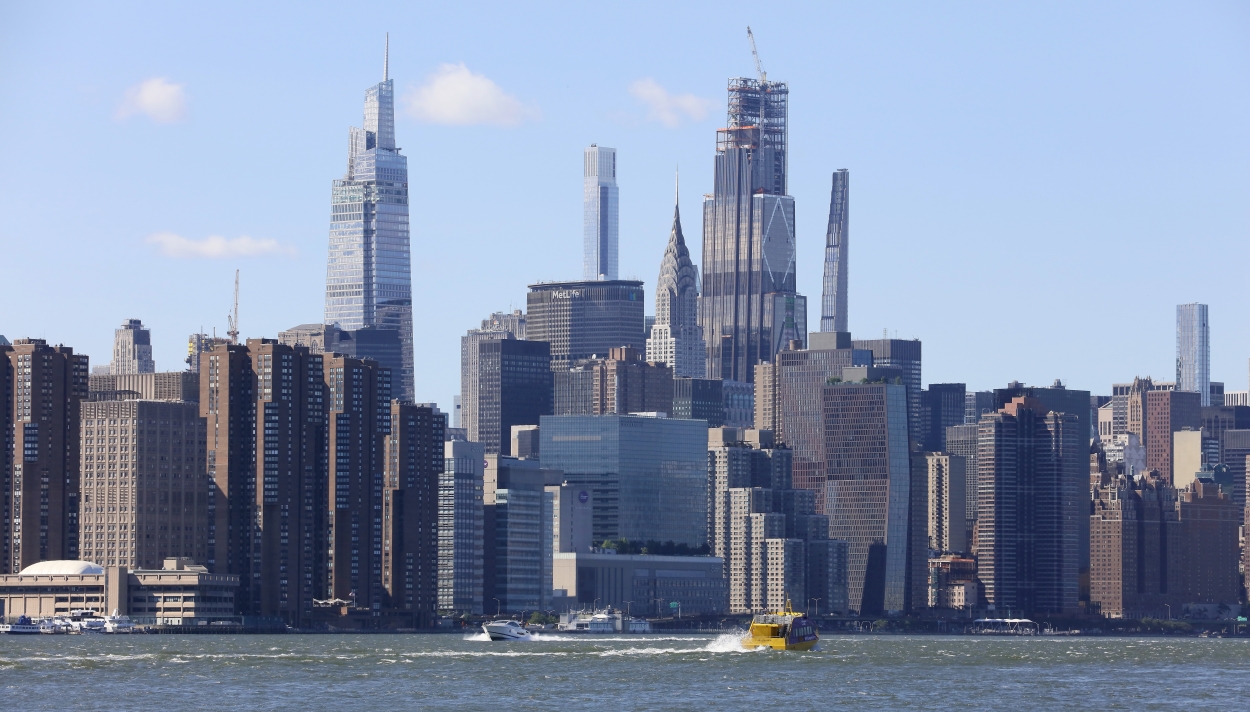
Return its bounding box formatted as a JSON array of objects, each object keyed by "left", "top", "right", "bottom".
[
  {"left": 746, "top": 26, "right": 766, "bottom": 82},
  {"left": 226, "top": 269, "right": 240, "bottom": 345}
]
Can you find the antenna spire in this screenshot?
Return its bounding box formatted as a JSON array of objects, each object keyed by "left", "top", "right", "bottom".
[
  {"left": 383, "top": 33, "right": 389, "bottom": 81},
  {"left": 675, "top": 165, "right": 680, "bottom": 204}
]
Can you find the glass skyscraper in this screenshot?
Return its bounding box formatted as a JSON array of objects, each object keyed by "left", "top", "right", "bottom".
[
  {"left": 1176, "top": 303, "right": 1210, "bottom": 406},
  {"left": 324, "top": 38, "right": 414, "bottom": 401},
  {"left": 700, "top": 77, "right": 806, "bottom": 383},
  {"left": 583, "top": 145, "right": 618, "bottom": 281}
]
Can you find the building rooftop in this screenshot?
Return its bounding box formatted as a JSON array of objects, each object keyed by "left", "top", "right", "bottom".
[{"left": 18, "top": 560, "right": 105, "bottom": 576}]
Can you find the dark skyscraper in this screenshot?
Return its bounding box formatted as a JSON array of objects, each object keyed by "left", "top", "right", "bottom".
[
  {"left": 199, "top": 339, "right": 327, "bottom": 625},
  {"left": 381, "top": 402, "right": 445, "bottom": 623},
  {"left": 853, "top": 338, "right": 923, "bottom": 443},
  {"left": 324, "top": 37, "right": 414, "bottom": 402},
  {"left": 324, "top": 354, "right": 391, "bottom": 610},
  {"left": 700, "top": 75, "right": 806, "bottom": 383},
  {"left": 976, "top": 397, "right": 1083, "bottom": 615},
  {"left": 1, "top": 340, "right": 88, "bottom": 573},
  {"left": 820, "top": 169, "right": 849, "bottom": 334},
  {"left": 921, "top": 383, "right": 966, "bottom": 452},
  {"left": 474, "top": 339, "right": 552, "bottom": 456}
]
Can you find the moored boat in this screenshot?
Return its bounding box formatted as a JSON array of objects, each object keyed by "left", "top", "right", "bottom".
[
  {"left": 104, "top": 610, "right": 135, "bottom": 634},
  {"left": 482, "top": 619, "right": 532, "bottom": 641},
  {"left": 741, "top": 600, "right": 819, "bottom": 651},
  {"left": 0, "top": 615, "right": 42, "bottom": 635}
]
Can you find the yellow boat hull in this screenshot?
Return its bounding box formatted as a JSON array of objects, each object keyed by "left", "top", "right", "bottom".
[{"left": 742, "top": 636, "right": 818, "bottom": 651}]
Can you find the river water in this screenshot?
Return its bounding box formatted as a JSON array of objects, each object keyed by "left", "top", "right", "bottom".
[{"left": 2, "top": 631, "right": 1247, "bottom": 709}]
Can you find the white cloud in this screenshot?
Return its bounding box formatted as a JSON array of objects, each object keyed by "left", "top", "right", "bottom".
[
  {"left": 117, "top": 78, "right": 187, "bottom": 123},
  {"left": 145, "top": 232, "right": 295, "bottom": 259},
  {"left": 401, "top": 63, "right": 537, "bottom": 126},
  {"left": 629, "top": 78, "right": 713, "bottom": 128}
]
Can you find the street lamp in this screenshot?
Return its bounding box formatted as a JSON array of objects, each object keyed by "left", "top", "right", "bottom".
[
  {"left": 809, "top": 598, "right": 821, "bottom": 617},
  {"left": 623, "top": 600, "right": 633, "bottom": 616},
  {"left": 1165, "top": 604, "right": 1172, "bottom": 620},
  {"left": 493, "top": 598, "right": 501, "bottom": 618},
  {"left": 593, "top": 598, "right": 601, "bottom": 612}
]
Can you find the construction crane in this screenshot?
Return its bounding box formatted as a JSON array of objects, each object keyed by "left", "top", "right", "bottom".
[
  {"left": 226, "top": 269, "right": 240, "bottom": 344},
  {"left": 746, "top": 26, "right": 766, "bottom": 82}
]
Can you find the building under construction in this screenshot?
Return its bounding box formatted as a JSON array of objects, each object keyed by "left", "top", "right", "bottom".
[{"left": 700, "top": 36, "right": 806, "bottom": 384}]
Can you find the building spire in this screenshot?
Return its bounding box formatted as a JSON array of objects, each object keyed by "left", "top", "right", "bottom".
[{"left": 383, "top": 33, "right": 389, "bottom": 81}]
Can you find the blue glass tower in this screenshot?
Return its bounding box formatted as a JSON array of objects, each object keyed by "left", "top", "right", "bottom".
[{"left": 324, "top": 36, "right": 414, "bottom": 401}]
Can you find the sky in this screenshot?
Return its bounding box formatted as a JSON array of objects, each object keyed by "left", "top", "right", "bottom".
[{"left": 1, "top": 1, "right": 1248, "bottom": 409}]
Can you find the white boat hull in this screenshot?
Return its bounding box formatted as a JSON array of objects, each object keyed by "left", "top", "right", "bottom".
[{"left": 483, "top": 621, "right": 532, "bottom": 641}]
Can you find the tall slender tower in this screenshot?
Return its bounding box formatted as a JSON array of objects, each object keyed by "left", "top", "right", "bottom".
[
  {"left": 583, "top": 145, "right": 619, "bottom": 280},
  {"left": 1176, "top": 303, "right": 1210, "bottom": 406},
  {"left": 324, "top": 35, "right": 415, "bottom": 401},
  {"left": 819, "top": 170, "right": 849, "bottom": 333},
  {"left": 700, "top": 58, "right": 806, "bottom": 383},
  {"left": 647, "top": 173, "right": 706, "bottom": 377}
]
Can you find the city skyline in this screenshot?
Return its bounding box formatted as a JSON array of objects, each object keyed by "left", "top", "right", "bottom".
[{"left": 2, "top": 3, "right": 1248, "bottom": 408}]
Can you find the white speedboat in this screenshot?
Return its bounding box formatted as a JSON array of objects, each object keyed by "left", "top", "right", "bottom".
[
  {"left": 104, "top": 610, "right": 135, "bottom": 634},
  {"left": 483, "top": 620, "right": 532, "bottom": 641},
  {"left": 0, "top": 615, "right": 42, "bottom": 635}
]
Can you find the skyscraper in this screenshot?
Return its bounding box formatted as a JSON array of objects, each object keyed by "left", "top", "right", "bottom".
[
  {"left": 106, "top": 319, "right": 155, "bottom": 375},
  {"left": 526, "top": 280, "right": 645, "bottom": 370},
  {"left": 700, "top": 75, "right": 806, "bottom": 383},
  {"left": 646, "top": 176, "right": 706, "bottom": 378},
  {"left": 1177, "top": 303, "right": 1210, "bottom": 406},
  {"left": 822, "top": 381, "right": 913, "bottom": 615},
  {"left": 1, "top": 340, "right": 89, "bottom": 573},
  {"left": 324, "top": 37, "right": 414, "bottom": 402},
  {"left": 976, "top": 397, "right": 1083, "bottom": 616},
  {"left": 819, "top": 169, "right": 849, "bottom": 334},
  {"left": 460, "top": 310, "right": 527, "bottom": 441},
  {"left": 79, "top": 400, "right": 209, "bottom": 570},
  {"left": 472, "top": 339, "right": 552, "bottom": 455},
  {"left": 381, "top": 402, "right": 445, "bottom": 622},
  {"left": 199, "top": 339, "right": 328, "bottom": 624},
  {"left": 583, "top": 145, "right": 619, "bottom": 280}
]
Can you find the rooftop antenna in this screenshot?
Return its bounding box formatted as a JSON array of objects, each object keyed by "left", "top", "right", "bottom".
[
  {"left": 383, "top": 32, "right": 389, "bottom": 81},
  {"left": 227, "top": 269, "right": 240, "bottom": 345},
  {"left": 746, "top": 26, "right": 766, "bottom": 82}
]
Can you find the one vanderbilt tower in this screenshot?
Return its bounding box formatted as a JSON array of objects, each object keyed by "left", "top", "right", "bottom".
[
  {"left": 700, "top": 32, "right": 806, "bottom": 383},
  {"left": 324, "top": 35, "right": 415, "bottom": 401}
]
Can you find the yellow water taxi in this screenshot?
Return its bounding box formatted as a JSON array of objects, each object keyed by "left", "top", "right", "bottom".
[{"left": 742, "top": 600, "right": 819, "bottom": 651}]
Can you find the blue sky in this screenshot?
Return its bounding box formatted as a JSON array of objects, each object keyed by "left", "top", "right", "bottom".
[{"left": 2, "top": 1, "right": 1247, "bottom": 408}]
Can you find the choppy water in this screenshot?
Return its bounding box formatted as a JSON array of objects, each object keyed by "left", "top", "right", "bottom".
[{"left": 2, "top": 631, "right": 1248, "bottom": 709}]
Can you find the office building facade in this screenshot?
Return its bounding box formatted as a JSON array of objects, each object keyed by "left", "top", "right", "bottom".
[
  {"left": 78, "top": 400, "right": 209, "bottom": 570},
  {"left": 700, "top": 76, "right": 807, "bottom": 383},
  {"left": 768, "top": 335, "right": 872, "bottom": 506},
  {"left": 672, "top": 377, "right": 724, "bottom": 426},
  {"left": 540, "top": 414, "right": 709, "bottom": 546},
  {"left": 1144, "top": 390, "right": 1202, "bottom": 478},
  {"left": 458, "top": 310, "right": 527, "bottom": 440},
  {"left": 923, "top": 452, "right": 966, "bottom": 555},
  {"left": 526, "top": 280, "right": 645, "bottom": 369},
  {"left": 323, "top": 42, "right": 414, "bottom": 401},
  {"left": 920, "top": 383, "right": 966, "bottom": 452},
  {"left": 472, "top": 339, "right": 552, "bottom": 455},
  {"left": 1, "top": 339, "right": 89, "bottom": 573},
  {"left": 853, "top": 338, "right": 923, "bottom": 443},
  {"left": 822, "top": 382, "right": 913, "bottom": 615}
]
